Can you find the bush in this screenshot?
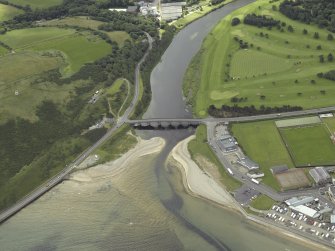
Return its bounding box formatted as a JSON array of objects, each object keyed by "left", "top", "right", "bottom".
[{"left": 231, "top": 17, "right": 241, "bottom": 26}]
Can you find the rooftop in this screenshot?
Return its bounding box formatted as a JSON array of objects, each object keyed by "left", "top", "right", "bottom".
[
  {"left": 237, "top": 156, "right": 259, "bottom": 170},
  {"left": 270, "top": 165, "right": 288, "bottom": 174},
  {"left": 291, "top": 205, "right": 320, "bottom": 218},
  {"left": 309, "top": 166, "right": 331, "bottom": 183},
  {"left": 285, "top": 196, "right": 314, "bottom": 207}
]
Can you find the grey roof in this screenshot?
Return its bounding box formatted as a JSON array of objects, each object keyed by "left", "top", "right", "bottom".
[
  {"left": 329, "top": 186, "right": 335, "bottom": 195},
  {"left": 218, "top": 136, "right": 237, "bottom": 151},
  {"left": 161, "top": 2, "right": 186, "bottom": 7},
  {"left": 309, "top": 167, "right": 331, "bottom": 184},
  {"left": 127, "top": 6, "right": 138, "bottom": 12},
  {"left": 237, "top": 156, "right": 259, "bottom": 170},
  {"left": 285, "top": 196, "right": 314, "bottom": 207},
  {"left": 270, "top": 165, "right": 289, "bottom": 174}
]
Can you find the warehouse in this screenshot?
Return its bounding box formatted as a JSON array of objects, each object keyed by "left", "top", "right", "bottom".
[
  {"left": 290, "top": 205, "right": 320, "bottom": 218},
  {"left": 309, "top": 166, "right": 331, "bottom": 185},
  {"left": 285, "top": 196, "right": 314, "bottom": 207},
  {"left": 161, "top": 2, "right": 186, "bottom": 21}
]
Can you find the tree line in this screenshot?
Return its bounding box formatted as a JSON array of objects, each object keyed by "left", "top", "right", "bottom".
[
  {"left": 244, "top": 14, "right": 280, "bottom": 28},
  {"left": 208, "top": 104, "right": 303, "bottom": 117},
  {"left": 279, "top": 0, "right": 335, "bottom": 32}
]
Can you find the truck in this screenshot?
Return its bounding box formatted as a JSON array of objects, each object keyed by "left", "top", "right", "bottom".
[
  {"left": 251, "top": 178, "right": 260, "bottom": 184},
  {"left": 227, "top": 168, "right": 234, "bottom": 176}
]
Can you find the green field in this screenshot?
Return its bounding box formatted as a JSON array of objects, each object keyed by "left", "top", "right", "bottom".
[
  {"left": 323, "top": 117, "right": 335, "bottom": 133},
  {"left": 184, "top": 0, "right": 335, "bottom": 117},
  {"left": 0, "top": 3, "right": 23, "bottom": 21},
  {"left": 0, "top": 27, "right": 112, "bottom": 122},
  {"left": 280, "top": 124, "right": 335, "bottom": 166},
  {"left": 250, "top": 194, "right": 275, "bottom": 210},
  {"left": 231, "top": 120, "right": 295, "bottom": 190},
  {"left": 188, "top": 125, "right": 241, "bottom": 191},
  {"left": 7, "top": 0, "right": 63, "bottom": 9},
  {"left": 0, "top": 27, "right": 112, "bottom": 75},
  {"left": 41, "top": 16, "right": 131, "bottom": 46}
]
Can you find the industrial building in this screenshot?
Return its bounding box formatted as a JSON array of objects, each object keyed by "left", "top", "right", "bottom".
[
  {"left": 328, "top": 186, "right": 335, "bottom": 202},
  {"left": 290, "top": 205, "right": 320, "bottom": 219},
  {"left": 309, "top": 166, "right": 331, "bottom": 185},
  {"left": 237, "top": 156, "right": 259, "bottom": 171},
  {"left": 270, "top": 165, "right": 288, "bottom": 175},
  {"left": 161, "top": 2, "right": 186, "bottom": 21},
  {"left": 285, "top": 196, "right": 314, "bottom": 207},
  {"left": 217, "top": 135, "right": 238, "bottom": 152}
]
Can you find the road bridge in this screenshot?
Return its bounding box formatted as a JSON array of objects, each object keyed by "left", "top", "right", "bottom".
[{"left": 127, "top": 106, "right": 335, "bottom": 129}]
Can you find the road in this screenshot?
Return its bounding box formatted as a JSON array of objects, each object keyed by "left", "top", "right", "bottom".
[
  {"left": 128, "top": 105, "right": 335, "bottom": 124},
  {"left": 0, "top": 32, "right": 154, "bottom": 224},
  {"left": 206, "top": 122, "right": 331, "bottom": 204}
]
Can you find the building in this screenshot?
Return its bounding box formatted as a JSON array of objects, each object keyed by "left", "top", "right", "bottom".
[
  {"left": 328, "top": 186, "right": 335, "bottom": 202},
  {"left": 290, "top": 205, "right": 320, "bottom": 218},
  {"left": 109, "top": 8, "right": 127, "bottom": 12},
  {"left": 236, "top": 156, "right": 259, "bottom": 171},
  {"left": 161, "top": 2, "right": 186, "bottom": 21},
  {"left": 127, "top": 6, "right": 139, "bottom": 13},
  {"left": 270, "top": 165, "right": 289, "bottom": 175},
  {"left": 331, "top": 214, "right": 335, "bottom": 224},
  {"left": 285, "top": 196, "right": 314, "bottom": 207},
  {"left": 309, "top": 166, "right": 331, "bottom": 185},
  {"left": 246, "top": 172, "right": 264, "bottom": 179},
  {"left": 217, "top": 135, "right": 238, "bottom": 152}
]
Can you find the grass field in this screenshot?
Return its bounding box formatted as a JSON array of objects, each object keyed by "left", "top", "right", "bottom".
[
  {"left": 0, "top": 27, "right": 112, "bottom": 122},
  {"left": 188, "top": 125, "right": 241, "bottom": 191},
  {"left": 231, "top": 120, "right": 295, "bottom": 191},
  {"left": 41, "top": 16, "right": 131, "bottom": 46},
  {"left": 250, "top": 194, "right": 275, "bottom": 210},
  {"left": 184, "top": 0, "right": 335, "bottom": 117},
  {"left": 0, "top": 3, "right": 23, "bottom": 21},
  {"left": 0, "top": 27, "right": 112, "bottom": 75},
  {"left": 7, "top": 0, "right": 63, "bottom": 9},
  {"left": 280, "top": 124, "right": 335, "bottom": 166},
  {"left": 323, "top": 117, "right": 335, "bottom": 133}
]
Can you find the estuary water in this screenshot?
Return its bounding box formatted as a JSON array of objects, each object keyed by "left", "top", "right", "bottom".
[{"left": 0, "top": 131, "right": 317, "bottom": 251}]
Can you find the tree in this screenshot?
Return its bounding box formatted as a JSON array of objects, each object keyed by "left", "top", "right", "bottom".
[
  {"left": 327, "top": 34, "right": 334, "bottom": 41},
  {"left": 314, "top": 32, "right": 319, "bottom": 39},
  {"left": 231, "top": 17, "right": 241, "bottom": 26},
  {"left": 287, "top": 25, "right": 294, "bottom": 32},
  {"left": 328, "top": 53, "right": 333, "bottom": 62},
  {"left": 320, "top": 90, "right": 326, "bottom": 95},
  {"left": 297, "top": 92, "right": 302, "bottom": 96},
  {"left": 316, "top": 45, "right": 322, "bottom": 50},
  {"left": 303, "top": 29, "right": 308, "bottom": 35},
  {"left": 319, "top": 55, "right": 325, "bottom": 63}
]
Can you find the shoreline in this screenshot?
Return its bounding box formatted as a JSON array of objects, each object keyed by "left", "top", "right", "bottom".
[
  {"left": 169, "top": 135, "right": 334, "bottom": 251},
  {"left": 72, "top": 136, "right": 166, "bottom": 182}
]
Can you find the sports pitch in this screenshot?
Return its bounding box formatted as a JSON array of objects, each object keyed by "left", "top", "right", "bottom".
[
  {"left": 275, "top": 168, "right": 311, "bottom": 191},
  {"left": 279, "top": 124, "right": 335, "bottom": 167}
]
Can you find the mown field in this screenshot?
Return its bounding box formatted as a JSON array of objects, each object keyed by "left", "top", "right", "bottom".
[
  {"left": 280, "top": 124, "right": 335, "bottom": 167},
  {"left": 0, "top": 27, "right": 112, "bottom": 75},
  {"left": 0, "top": 26, "right": 112, "bottom": 122},
  {"left": 323, "top": 117, "right": 335, "bottom": 133},
  {"left": 0, "top": 3, "right": 23, "bottom": 21},
  {"left": 184, "top": 0, "right": 335, "bottom": 117},
  {"left": 231, "top": 120, "right": 295, "bottom": 191},
  {"left": 41, "top": 16, "right": 131, "bottom": 46},
  {"left": 7, "top": 0, "right": 63, "bottom": 9}
]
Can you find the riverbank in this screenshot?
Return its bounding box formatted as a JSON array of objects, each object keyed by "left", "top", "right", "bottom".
[
  {"left": 169, "top": 135, "right": 334, "bottom": 251},
  {"left": 74, "top": 136, "right": 165, "bottom": 181}
]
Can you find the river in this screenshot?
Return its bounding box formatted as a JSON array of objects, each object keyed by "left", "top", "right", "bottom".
[{"left": 0, "top": 0, "right": 324, "bottom": 250}]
